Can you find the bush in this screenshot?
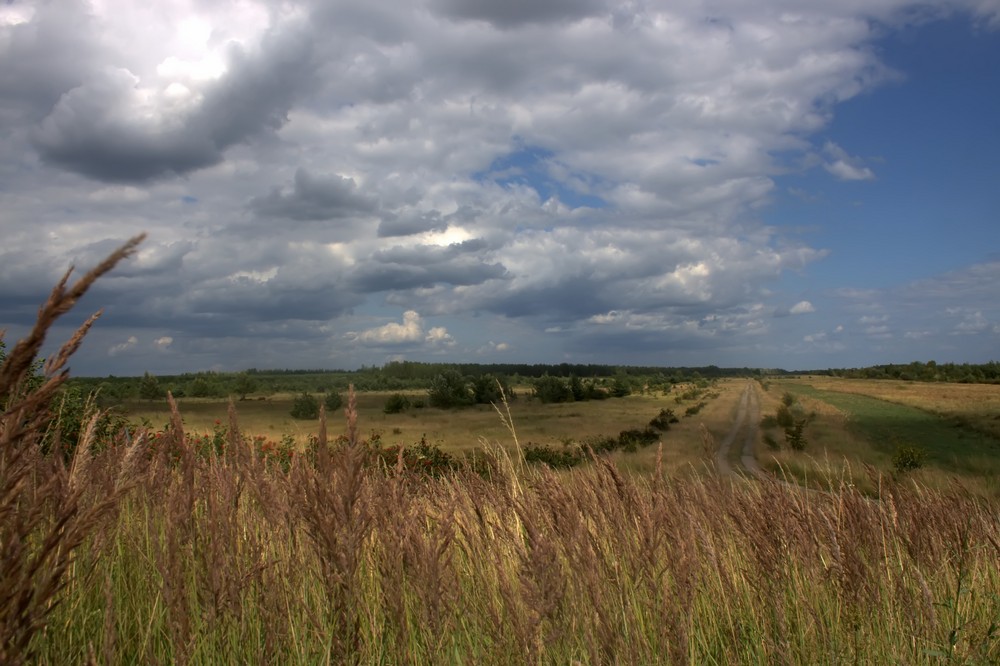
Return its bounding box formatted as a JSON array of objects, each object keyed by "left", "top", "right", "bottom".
[
  {"left": 471, "top": 374, "right": 514, "bottom": 404},
  {"left": 524, "top": 443, "right": 582, "bottom": 469},
  {"left": 893, "top": 445, "right": 927, "bottom": 474},
  {"left": 609, "top": 376, "right": 632, "bottom": 398},
  {"left": 785, "top": 419, "right": 809, "bottom": 451},
  {"left": 685, "top": 402, "right": 706, "bottom": 417},
  {"left": 533, "top": 375, "right": 573, "bottom": 403},
  {"left": 383, "top": 393, "right": 410, "bottom": 414},
  {"left": 649, "top": 408, "right": 679, "bottom": 431},
  {"left": 290, "top": 392, "right": 319, "bottom": 419},
  {"left": 428, "top": 370, "right": 474, "bottom": 408},
  {"left": 775, "top": 404, "right": 795, "bottom": 428},
  {"left": 583, "top": 434, "right": 620, "bottom": 455},
  {"left": 324, "top": 391, "right": 344, "bottom": 412},
  {"left": 617, "top": 427, "right": 659, "bottom": 452}
]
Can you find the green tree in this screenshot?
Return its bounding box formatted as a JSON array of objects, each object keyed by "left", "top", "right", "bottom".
[
  {"left": 609, "top": 375, "right": 632, "bottom": 398},
  {"left": 324, "top": 391, "right": 344, "bottom": 412},
  {"left": 533, "top": 375, "right": 573, "bottom": 404},
  {"left": 138, "top": 371, "right": 164, "bottom": 401},
  {"left": 471, "top": 374, "right": 514, "bottom": 404},
  {"left": 428, "top": 370, "right": 473, "bottom": 408},
  {"left": 290, "top": 392, "right": 319, "bottom": 419},
  {"left": 188, "top": 376, "right": 217, "bottom": 398},
  {"left": 232, "top": 372, "right": 257, "bottom": 400}
]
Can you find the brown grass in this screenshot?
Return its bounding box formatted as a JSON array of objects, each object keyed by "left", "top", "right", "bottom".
[
  {"left": 0, "top": 235, "right": 145, "bottom": 665},
  {"left": 788, "top": 376, "right": 1000, "bottom": 439}
]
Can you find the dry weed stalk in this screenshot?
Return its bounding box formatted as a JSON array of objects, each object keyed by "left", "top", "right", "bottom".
[
  {"left": 293, "top": 384, "right": 372, "bottom": 663},
  {"left": 0, "top": 235, "right": 144, "bottom": 665}
]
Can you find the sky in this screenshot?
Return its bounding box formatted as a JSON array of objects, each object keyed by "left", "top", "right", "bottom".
[{"left": 1, "top": 0, "right": 998, "bottom": 376}]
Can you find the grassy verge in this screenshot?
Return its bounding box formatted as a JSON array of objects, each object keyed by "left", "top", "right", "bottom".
[{"left": 763, "top": 380, "right": 1000, "bottom": 497}]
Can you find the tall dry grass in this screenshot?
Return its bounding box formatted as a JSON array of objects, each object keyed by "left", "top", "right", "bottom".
[{"left": 3, "top": 238, "right": 999, "bottom": 664}]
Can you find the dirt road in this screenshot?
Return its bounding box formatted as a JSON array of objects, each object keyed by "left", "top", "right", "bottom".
[{"left": 714, "top": 381, "right": 764, "bottom": 477}]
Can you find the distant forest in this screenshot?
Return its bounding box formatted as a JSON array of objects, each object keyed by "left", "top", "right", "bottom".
[
  {"left": 65, "top": 359, "right": 1000, "bottom": 403},
  {"left": 823, "top": 360, "right": 1000, "bottom": 384},
  {"left": 71, "top": 362, "right": 766, "bottom": 402}
]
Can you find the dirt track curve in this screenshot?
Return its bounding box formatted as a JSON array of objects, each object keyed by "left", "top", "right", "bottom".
[{"left": 714, "top": 381, "right": 764, "bottom": 478}]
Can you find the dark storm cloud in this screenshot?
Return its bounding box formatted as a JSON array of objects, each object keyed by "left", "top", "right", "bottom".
[
  {"left": 251, "top": 168, "right": 378, "bottom": 220},
  {"left": 0, "top": 2, "right": 102, "bottom": 124},
  {"left": 352, "top": 249, "right": 507, "bottom": 292},
  {"left": 433, "top": 0, "right": 607, "bottom": 28},
  {"left": 31, "top": 19, "right": 315, "bottom": 183},
  {"left": 477, "top": 279, "right": 609, "bottom": 319}
]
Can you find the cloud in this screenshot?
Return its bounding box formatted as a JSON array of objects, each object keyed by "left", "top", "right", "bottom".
[
  {"left": 108, "top": 336, "right": 139, "bottom": 356},
  {"left": 432, "top": 0, "right": 605, "bottom": 28},
  {"left": 2, "top": 1, "right": 998, "bottom": 373},
  {"left": 353, "top": 310, "right": 426, "bottom": 344},
  {"left": 31, "top": 11, "right": 316, "bottom": 182},
  {"left": 426, "top": 326, "right": 455, "bottom": 346},
  {"left": 822, "top": 141, "right": 876, "bottom": 181},
  {"left": 251, "top": 168, "right": 378, "bottom": 220}
]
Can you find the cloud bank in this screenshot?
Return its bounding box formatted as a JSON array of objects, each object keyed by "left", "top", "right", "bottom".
[{"left": 1, "top": 0, "right": 998, "bottom": 373}]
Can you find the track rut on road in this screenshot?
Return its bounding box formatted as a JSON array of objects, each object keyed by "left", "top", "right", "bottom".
[{"left": 715, "top": 381, "right": 764, "bottom": 478}]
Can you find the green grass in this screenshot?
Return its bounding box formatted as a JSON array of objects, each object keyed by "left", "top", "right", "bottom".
[{"left": 782, "top": 383, "right": 1000, "bottom": 480}]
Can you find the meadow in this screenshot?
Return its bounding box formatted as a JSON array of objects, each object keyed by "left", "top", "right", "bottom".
[
  {"left": 119, "top": 380, "right": 738, "bottom": 478},
  {"left": 2, "top": 237, "right": 999, "bottom": 664},
  {"left": 758, "top": 378, "right": 1000, "bottom": 497}
]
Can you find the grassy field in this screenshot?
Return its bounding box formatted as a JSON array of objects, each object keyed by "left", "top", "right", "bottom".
[
  {"left": 120, "top": 380, "right": 743, "bottom": 477},
  {"left": 760, "top": 378, "right": 1000, "bottom": 497},
  {"left": 123, "top": 377, "right": 1000, "bottom": 494},
  {"left": 787, "top": 376, "right": 1000, "bottom": 439}
]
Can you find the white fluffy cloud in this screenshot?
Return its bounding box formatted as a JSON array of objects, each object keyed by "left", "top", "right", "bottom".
[{"left": 353, "top": 311, "right": 425, "bottom": 344}]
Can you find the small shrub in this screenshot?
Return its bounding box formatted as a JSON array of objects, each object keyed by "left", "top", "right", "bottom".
[
  {"left": 760, "top": 414, "right": 779, "bottom": 429},
  {"left": 617, "top": 428, "right": 659, "bottom": 452},
  {"left": 524, "top": 443, "right": 582, "bottom": 469},
  {"left": 649, "top": 408, "right": 679, "bottom": 431},
  {"left": 685, "top": 402, "right": 706, "bottom": 417},
  {"left": 583, "top": 434, "right": 619, "bottom": 455},
  {"left": 785, "top": 419, "right": 809, "bottom": 451},
  {"left": 775, "top": 404, "right": 795, "bottom": 428},
  {"left": 383, "top": 393, "right": 411, "bottom": 414},
  {"left": 290, "top": 392, "right": 319, "bottom": 419},
  {"left": 763, "top": 433, "right": 780, "bottom": 451},
  {"left": 782, "top": 391, "right": 795, "bottom": 407},
  {"left": 324, "top": 391, "right": 344, "bottom": 412},
  {"left": 893, "top": 445, "right": 928, "bottom": 474}
]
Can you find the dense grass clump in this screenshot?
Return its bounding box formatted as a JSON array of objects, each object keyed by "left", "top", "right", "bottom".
[{"left": 3, "top": 239, "right": 1000, "bottom": 664}]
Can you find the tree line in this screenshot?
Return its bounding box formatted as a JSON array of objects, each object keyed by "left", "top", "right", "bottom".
[{"left": 821, "top": 361, "right": 1000, "bottom": 384}]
